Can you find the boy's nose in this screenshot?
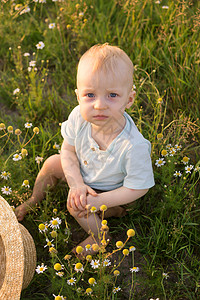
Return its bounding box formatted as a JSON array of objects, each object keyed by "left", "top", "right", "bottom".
[{"left": 94, "top": 97, "right": 107, "bottom": 110}]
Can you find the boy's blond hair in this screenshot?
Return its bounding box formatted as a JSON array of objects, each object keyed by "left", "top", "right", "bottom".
[{"left": 77, "top": 43, "right": 134, "bottom": 90}]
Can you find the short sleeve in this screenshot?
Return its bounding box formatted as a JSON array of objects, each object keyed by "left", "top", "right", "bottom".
[
  {"left": 123, "top": 142, "right": 155, "bottom": 189},
  {"left": 61, "top": 105, "right": 83, "bottom": 146}
]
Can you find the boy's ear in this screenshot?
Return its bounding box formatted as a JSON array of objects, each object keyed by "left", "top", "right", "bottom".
[
  {"left": 75, "top": 89, "right": 80, "bottom": 102},
  {"left": 126, "top": 89, "right": 136, "bottom": 109}
]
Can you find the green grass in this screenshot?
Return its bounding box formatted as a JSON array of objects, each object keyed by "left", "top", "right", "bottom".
[{"left": 0, "top": 0, "right": 200, "bottom": 299}]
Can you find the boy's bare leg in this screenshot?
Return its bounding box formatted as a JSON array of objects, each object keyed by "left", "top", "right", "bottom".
[
  {"left": 68, "top": 206, "right": 109, "bottom": 256},
  {"left": 15, "top": 154, "right": 65, "bottom": 221}
]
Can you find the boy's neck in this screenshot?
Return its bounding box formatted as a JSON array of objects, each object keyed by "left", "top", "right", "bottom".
[{"left": 91, "top": 116, "right": 126, "bottom": 137}]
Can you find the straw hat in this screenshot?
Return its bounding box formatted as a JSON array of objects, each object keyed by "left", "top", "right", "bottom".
[{"left": 0, "top": 195, "right": 37, "bottom": 299}]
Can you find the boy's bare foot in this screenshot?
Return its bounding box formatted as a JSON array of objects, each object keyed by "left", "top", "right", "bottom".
[{"left": 15, "top": 201, "right": 35, "bottom": 221}]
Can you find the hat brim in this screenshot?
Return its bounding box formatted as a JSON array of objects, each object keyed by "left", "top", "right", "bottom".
[{"left": 0, "top": 195, "right": 36, "bottom": 299}]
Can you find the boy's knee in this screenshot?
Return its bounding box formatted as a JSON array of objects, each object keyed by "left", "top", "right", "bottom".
[{"left": 67, "top": 206, "right": 79, "bottom": 218}]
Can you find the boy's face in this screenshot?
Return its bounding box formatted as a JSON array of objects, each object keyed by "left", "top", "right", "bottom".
[{"left": 76, "top": 58, "right": 135, "bottom": 133}]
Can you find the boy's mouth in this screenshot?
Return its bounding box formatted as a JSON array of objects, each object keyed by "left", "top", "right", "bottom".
[{"left": 93, "top": 115, "right": 108, "bottom": 120}]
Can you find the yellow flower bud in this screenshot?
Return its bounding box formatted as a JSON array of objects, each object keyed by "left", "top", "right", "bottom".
[
  {"left": 53, "top": 208, "right": 58, "bottom": 214},
  {"left": 88, "top": 277, "right": 95, "bottom": 285},
  {"left": 102, "top": 220, "right": 107, "bottom": 225},
  {"left": 51, "top": 230, "right": 57, "bottom": 238},
  {"left": 38, "top": 223, "right": 45, "bottom": 231},
  {"left": 123, "top": 249, "right": 129, "bottom": 256},
  {"left": 49, "top": 247, "right": 58, "bottom": 255},
  {"left": 21, "top": 148, "right": 28, "bottom": 156},
  {"left": 86, "top": 288, "right": 92, "bottom": 294},
  {"left": 75, "top": 262, "right": 83, "bottom": 270},
  {"left": 100, "top": 204, "right": 107, "bottom": 211},
  {"left": 116, "top": 241, "right": 123, "bottom": 248},
  {"left": 86, "top": 255, "right": 92, "bottom": 261},
  {"left": 92, "top": 243, "right": 99, "bottom": 252},
  {"left": 90, "top": 206, "right": 97, "bottom": 213},
  {"left": 15, "top": 128, "right": 22, "bottom": 135},
  {"left": 54, "top": 263, "right": 62, "bottom": 271},
  {"left": 76, "top": 246, "right": 84, "bottom": 254},
  {"left": 101, "top": 225, "right": 109, "bottom": 232},
  {"left": 161, "top": 149, "right": 168, "bottom": 156},
  {"left": 157, "top": 133, "right": 163, "bottom": 140},
  {"left": 33, "top": 127, "right": 39, "bottom": 134},
  {"left": 7, "top": 126, "right": 13, "bottom": 133},
  {"left": 66, "top": 24, "right": 71, "bottom": 30},
  {"left": 127, "top": 229, "right": 135, "bottom": 237},
  {"left": 114, "top": 270, "right": 120, "bottom": 276},
  {"left": 64, "top": 254, "right": 71, "bottom": 260},
  {"left": 0, "top": 123, "right": 6, "bottom": 130}
]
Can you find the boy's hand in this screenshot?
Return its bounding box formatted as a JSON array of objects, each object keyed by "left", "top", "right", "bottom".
[{"left": 67, "top": 184, "right": 97, "bottom": 211}]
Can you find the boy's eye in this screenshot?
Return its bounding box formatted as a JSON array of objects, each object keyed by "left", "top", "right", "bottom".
[
  {"left": 86, "top": 93, "right": 95, "bottom": 98},
  {"left": 109, "top": 93, "right": 117, "bottom": 98}
]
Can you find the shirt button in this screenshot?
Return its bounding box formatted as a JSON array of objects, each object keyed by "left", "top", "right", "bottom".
[
  {"left": 91, "top": 147, "right": 95, "bottom": 151},
  {"left": 84, "top": 160, "right": 88, "bottom": 165}
]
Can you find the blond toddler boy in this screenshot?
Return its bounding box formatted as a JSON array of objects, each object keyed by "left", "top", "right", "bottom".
[{"left": 15, "top": 44, "right": 154, "bottom": 253}]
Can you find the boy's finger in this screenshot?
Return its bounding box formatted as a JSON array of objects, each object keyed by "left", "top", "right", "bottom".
[
  {"left": 80, "top": 194, "right": 86, "bottom": 208},
  {"left": 88, "top": 187, "right": 98, "bottom": 196}
]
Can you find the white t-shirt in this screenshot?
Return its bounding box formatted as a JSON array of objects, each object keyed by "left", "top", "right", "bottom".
[{"left": 61, "top": 105, "right": 155, "bottom": 191}]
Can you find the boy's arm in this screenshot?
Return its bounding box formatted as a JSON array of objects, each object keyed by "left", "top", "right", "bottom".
[
  {"left": 60, "top": 140, "right": 84, "bottom": 187},
  {"left": 79, "top": 186, "right": 148, "bottom": 216},
  {"left": 60, "top": 140, "right": 97, "bottom": 210}
]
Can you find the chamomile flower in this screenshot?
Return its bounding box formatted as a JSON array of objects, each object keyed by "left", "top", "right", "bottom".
[
  {"left": 35, "top": 263, "right": 47, "bottom": 274},
  {"left": 129, "top": 246, "right": 136, "bottom": 252},
  {"left": 13, "top": 153, "right": 22, "bottom": 161},
  {"left": 161, "top": 149, "right": 168, "bottom": 157},
  {"left": 169, "top": 147, "right": 176, "bottom": 156},
  {"left": 20, "top": 6, "right": 30, "bottom": 14},
  {"left": 86, "top": 288, "right": 93, "bottom": 295},
  {"left": 22, "top": 180, "right": 30, "bottom": 188},
  {"left": 175, "top": 144, "right": 182, "bottom": 151},
  {"left": 23, "top": 52, "right": 30, "bottom": 57},
  {"left": 90, "top": 206, "right": 97, "bottom": 213},
  {"left": 56, "top": 271, "right": 64, "bottom": 277},
  {"left": 49, "top": 217, "right": 62, "bottom": 229},
  {"left": 53, "top": 295, "right": 65, "bottom": 300},
  {"left": 182, "top": 156, "right": 190, "bottom": 164},
  {"left": 162, "top": 272, "right": 169, "bottom": 279},
  {"left": 130, "top": 267, "right": 139, "bottom": 272},
  {"left": 74, "top": 262, "right": 84, "bottom": 273},
  {"left": 155, "top": 158, "right": 166, "bottom": 167},
  {"left": 25, "top": 122, "right": 32, "bottom": 128},
  {"left": 90, "top": 259, "right": 100, "bottom": 269},
  {"left": 173, "top": 171, "right": 182, "bottom": 177},
  {"left": 113, "top": 286, "right": 121, "bottom": 294},
  {"left": 44, "top": 238, "right": 54, "bottom": 248},
  {"left": 38, "top": 223, "right": 48, "bottom": 233},
  {"left": 103, "top": 259, "right": 111, "bottom": 267},
  {"left": 185, "top": 165, "right": 194, "bottom": 174},
  {"left": 85, "top": 244, "right": 92, "bottom": 251},
  {"left": 162, "top": 6, "right": 169, "bottom": 9},
  {"left": 36, "top": 41, "right": 45, "bottom": 49},
  {"left": 194, "top": 166, "right": 200, "bottom": 172},
  {"left": 49, "top": 23, "right": 55, "bottom": 29},
  {"left": 13, "top": 88, "right": 20, "bottom": 95},
  {"left": 1, "top": 186, "right": 12, "bottom": 195},
  {"left": 166, "top": 144, "right": 172, "bottom": 149},
  {"left": 1, "top": 171, "right": 11, "bottom": 180},
  {"left": 88, "top": 277, "right": 96, "bottom": 286},
  {"left": 67, "top": 277, "right": 76, "bottom": 285},
  {"left": 35, "top": 156, "right": 43, "bottom": 164},
  {"left": 29, "top": 60, "right": 36, "bottom": 67}
]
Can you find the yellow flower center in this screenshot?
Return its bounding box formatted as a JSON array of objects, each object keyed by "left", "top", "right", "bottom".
[
  {"left": 39, "top": 224, "right": 45, "bottom": 231},
  {"left": 127, "top": 229, "right": 135, "bottom": 237},
  {"left": 75, "top": 263, "right": 83, "bottom": 270},
  {"left": 88, "top": 278, "right": 95, "bottom": 285},
  {"left": 52, "top": 220, "right": 58, "bottom": 225},
  {"left": 54, "top": 263, "right": 62, "bottom": 271}
]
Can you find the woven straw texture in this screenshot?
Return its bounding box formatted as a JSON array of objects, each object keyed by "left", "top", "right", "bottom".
[{"left": 0, "top": 195, "right": 37, "bottom": 299}]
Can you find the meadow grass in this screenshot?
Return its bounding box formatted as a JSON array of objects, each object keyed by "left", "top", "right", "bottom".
[{"left": 0, "top": 0, "right": 200, "bottom": 299}]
